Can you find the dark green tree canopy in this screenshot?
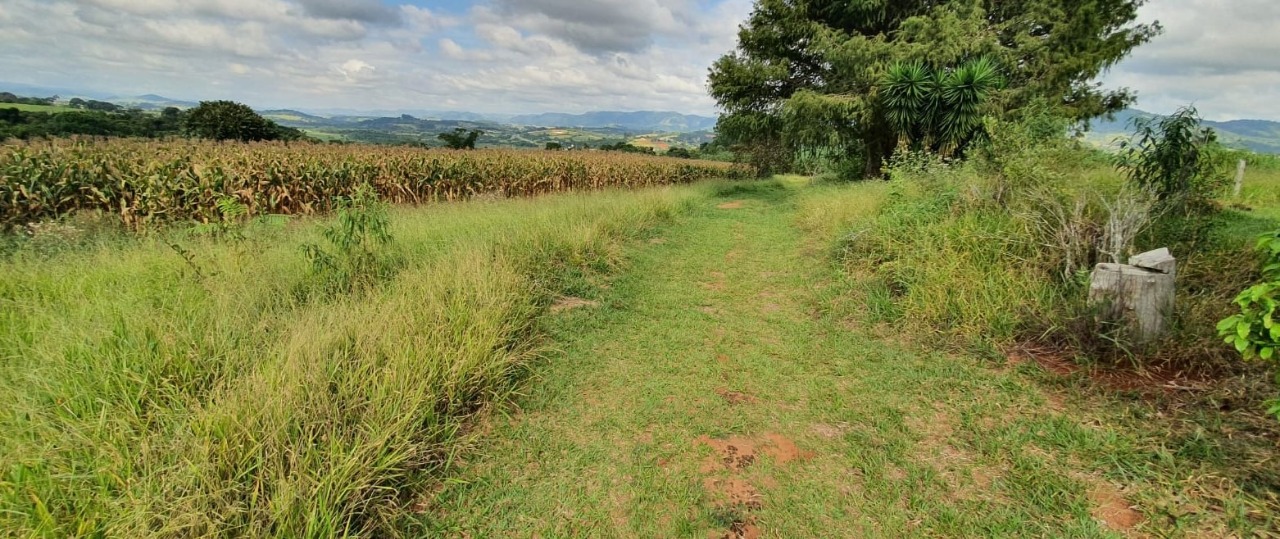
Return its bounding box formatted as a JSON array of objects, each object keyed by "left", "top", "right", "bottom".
[
  {"left": 185, "top": 100, "right": 298, "bottom": 142},
  {"left": 438, "top": 128, "right": 484, "bottom": 150},
  {"left": 709, "top": 0, "right": 1161, "bottom": 175}
]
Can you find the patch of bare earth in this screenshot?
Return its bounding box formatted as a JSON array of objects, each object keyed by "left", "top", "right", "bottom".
[
  {"left": 716, "top": 387, "right": 758, "bottom": 405},
  {"left": 810, "top": 423, "right": 847, "bottom": 439},
  {"left": 695, "top": 433, "right": 814, "bottom": 538},
  {"left": 703, "top": 271, "right": 728, "bottom": 292},
  {"left": 550, "top": 296, "right": 599, "bottom": 313},
  {"left": 1007, "top": 344, "right": 1211, "bottom": 395},
  {"left": 1078, "top": 475, "right": 1144, "bottom": 534},
  {"left": 717, "top": 201, "right": 746, "bottom": 210}
]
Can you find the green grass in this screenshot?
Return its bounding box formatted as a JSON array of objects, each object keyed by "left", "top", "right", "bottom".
[
  {"left": 0, "top": 186, "right": 697, "bottom": 536},
  {"left": 414, "top": 179, "right": 1271, "bottom": 537},
  {"left": 1, "top": 103, "right": 75, "bottom": 113},
  {"left": 300, "top": 129, "right": 346, "bottom": 142},
  {"left": 1237, "top": 167, "right": 1280, "bottom": 220},
  {"left": 4, "top": 168, "right": 1278, "bottom": 537}
]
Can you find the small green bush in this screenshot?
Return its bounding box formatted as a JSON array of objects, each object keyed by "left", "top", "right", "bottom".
[
  {"left": 1218, "top": 230, "right": 1280, "bottom": 417},
  {"left": 1118, "top": 106, "right": 1230, "bottom": 214},
  {"left": 302, "top": 185, "right": 396, "bottom": 294}
]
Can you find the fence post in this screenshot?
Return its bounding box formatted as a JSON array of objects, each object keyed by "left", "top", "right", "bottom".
[{"left": 1235, "top": 159, "right": 1246, "bottom": 198}]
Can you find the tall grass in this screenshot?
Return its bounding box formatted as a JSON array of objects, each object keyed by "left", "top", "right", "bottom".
[
  {"left": 830, "top": 168, "right": 1060, "bottom": 346},
  {"left": 0, "top": 186, "right": 697, "bottom": 537},
  {"left": 814, "top": 143, "right": 1280, "bottom": 363}
]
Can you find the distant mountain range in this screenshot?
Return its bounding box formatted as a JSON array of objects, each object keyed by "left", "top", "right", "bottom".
[
  {"left": 1087, "top": 109, "right": 1280, "bottom": 154},
  {"left": 1, "top": 83, "right": 721, "bottom": 133},
  {"left": 8, "top": 82, "right": 1277, "bottom": 153},
  {"left": 105, "top": 94, "right": 198, "bottom": 110},
  {"left": 507, "top": 111, "right": 718, "bottom": 133},
  {"left": 259, "top": 109, "right": 718, "bottom": 133}
]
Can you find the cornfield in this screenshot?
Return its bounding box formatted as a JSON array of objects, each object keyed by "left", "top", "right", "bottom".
[{"left": 0, "top": 138, "right": 750, "bottom": 228}]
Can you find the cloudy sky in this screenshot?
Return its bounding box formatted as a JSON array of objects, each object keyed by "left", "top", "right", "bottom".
[{"left": 0, "top": 0, "right": 1274, "bottom": 119}]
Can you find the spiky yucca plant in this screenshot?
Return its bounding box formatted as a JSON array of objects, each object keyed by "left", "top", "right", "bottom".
[{"left": 880, "top": 57, "right": 1003, "bottom": 156}]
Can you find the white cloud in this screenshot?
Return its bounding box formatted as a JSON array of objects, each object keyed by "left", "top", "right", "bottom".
[
  {"left": 16, "top": 0, "right": 1273, "bottom": 122},
  {"left": 0, "top": 0, "right": 750, "bottom": 114},
  {"left": 1100, "top": 0, "right": 1280, "bottom": 120},
  {"left": 335, "top": 59, "right": 376, "bottom": 81}
]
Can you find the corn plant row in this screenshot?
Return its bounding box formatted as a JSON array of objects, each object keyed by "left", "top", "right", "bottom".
[{"left": 1, "top": 139, "right": 751, "bottom": 228}]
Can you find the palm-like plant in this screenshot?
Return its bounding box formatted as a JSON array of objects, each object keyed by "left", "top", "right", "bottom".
[
  {"left": 880, "top": 61, "right": 939, "bottom": 151},
  {"left": 880, "top": 57, "right": 1003, "bottom": 156}
]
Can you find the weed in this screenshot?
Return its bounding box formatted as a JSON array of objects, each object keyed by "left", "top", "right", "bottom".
[{"left": 302, "top": 185, "right": 397, "bottom": 295}]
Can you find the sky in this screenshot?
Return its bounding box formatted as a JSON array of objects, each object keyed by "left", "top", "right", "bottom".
[{"left": 0, "top": 0, "right": 1275, "bottom": 120}]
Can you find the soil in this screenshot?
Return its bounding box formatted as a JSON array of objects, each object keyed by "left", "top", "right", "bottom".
[
  {"left": 1089, "top": 482, "right": 1144, "bottom": 531},
  {"left": 696, "top": 433, "right": 813, "bottom": 537},
  {"left": 715, "top": 387, "right": 758, "bottom": 405},
  {"left": 1007, "top": 345, "right": 1210, "bottom": 395},
  {"left": 717, "top": 201, "right": 746, "bottom": 210},
  {"left": 810, "top": 423, "right": 844, "bottom": 439},
  {"left": 697, "top": 433, "right": 813, "bottom": 473},
  {"left": 703, "top": 477, "right": 763, "bottom": 510}
]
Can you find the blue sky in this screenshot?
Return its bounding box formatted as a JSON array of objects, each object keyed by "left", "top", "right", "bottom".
[{"left": 1, "top": 0, "right": 1276, "bottom": 119}]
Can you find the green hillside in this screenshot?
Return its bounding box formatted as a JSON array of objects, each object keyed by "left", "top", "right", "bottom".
[{"left": 1088, "top": 109, "right": 1280, "bottom": 154}]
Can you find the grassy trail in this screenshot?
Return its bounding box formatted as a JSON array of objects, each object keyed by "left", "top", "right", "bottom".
[{"left": 419, "top": 181, "right": 1151, "bottom": 538}]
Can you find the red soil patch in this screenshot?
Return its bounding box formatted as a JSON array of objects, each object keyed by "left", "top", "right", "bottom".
[
  {"left": 717, "top": 201, "right": 746, "bottom": 209},
  {"left": 715, "top": 387, "right": 758, "bottom": 405},
  {"left": 1090, "top": 483, "right": 1143, "bottom": 531},
  {"left": 703, "top": 477, "right": 763, "bottom": 510},
  {"left": 550, "top": 296, "right": 599, "bottom": 313},
  {"left": 696, "top": 433, "right": 814, "bottom": 473},
  {"left": 703, "top": 271, "right": 728, "bottom": 292},
  {"left": 696, "top": 433, "right": 812, "bottom": 539},
  {"left": 724, "top": 521, "right": 761, "bottom": 539},
  {"left": 1008, "top": 345, "right": 1211, "bottom": 394}
]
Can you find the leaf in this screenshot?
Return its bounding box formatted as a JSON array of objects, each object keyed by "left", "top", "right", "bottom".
[
  {"left": 1267, "top": 398, "right": 1280, "bottom": 420},
  {"left": 1217, "top": 316, "right": 1240, "bottom": 332},
  {"left": 1261, "top": 347, "right": 1275, "bottom": 361}
]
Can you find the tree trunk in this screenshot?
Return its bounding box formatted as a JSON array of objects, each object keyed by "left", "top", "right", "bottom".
[{"left": 1087, "top": 248, "right": 1176, "bottom": 344}]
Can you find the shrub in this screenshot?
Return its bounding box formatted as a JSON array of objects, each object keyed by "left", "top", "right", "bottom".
[
  {"left": 302, "top": 185, "right": 396, "bottom": 294},
  {"left": 1118, "top": 106, "right": 1229, "bottom": 214},
  {"left": 1218, "top": 229, "right": 1280, "bottom": 417}
]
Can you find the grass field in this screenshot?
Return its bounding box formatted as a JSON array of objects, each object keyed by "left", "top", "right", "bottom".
[
  {"left": 300, "top": 129, "right": 346, "bottom": 142},
  {"left": 2, "top": 160, "right": 1278, "bottom": 536},
  {"left": 0, "top": 186, "right": 699, "bottom": 536},
  {"left": 0, "top": 103, "right": 75, "bottom": 113},
  {"left": 414, "top": 178, "right": 1279, "bottom": 537}
]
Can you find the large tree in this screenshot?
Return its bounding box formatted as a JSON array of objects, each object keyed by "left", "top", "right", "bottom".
[
  {"left": 708, "top": 0, "right": 1161, "bottom": 176},
  {"left": 185, "top": 100, "right": 299, "bottom": 142}
]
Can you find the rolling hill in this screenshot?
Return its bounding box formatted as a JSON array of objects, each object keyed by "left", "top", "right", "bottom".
[
  {"left": 508, "top": 111, "right": 717, "bottom": 133},
  {"left": 1087, "top": 109, "right": 1280, "bottom": 154}
]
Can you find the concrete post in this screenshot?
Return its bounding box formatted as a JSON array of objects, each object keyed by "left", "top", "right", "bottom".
[{"left": 1088, "top": 248, "right": 1176, "bottom": 344}]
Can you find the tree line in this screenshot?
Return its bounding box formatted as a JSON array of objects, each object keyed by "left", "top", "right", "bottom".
[{"left": 0, "top": 98, "right": 307, "bottom": 142}]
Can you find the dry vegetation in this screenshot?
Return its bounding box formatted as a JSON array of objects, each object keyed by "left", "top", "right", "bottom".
[{"left": 0, "top": 139, "right": 749, "bottom": 229}]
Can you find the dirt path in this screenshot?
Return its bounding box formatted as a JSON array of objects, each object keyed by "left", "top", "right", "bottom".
[{"left": 416, "top": 183, "right": 1143, "bottom": 538}]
